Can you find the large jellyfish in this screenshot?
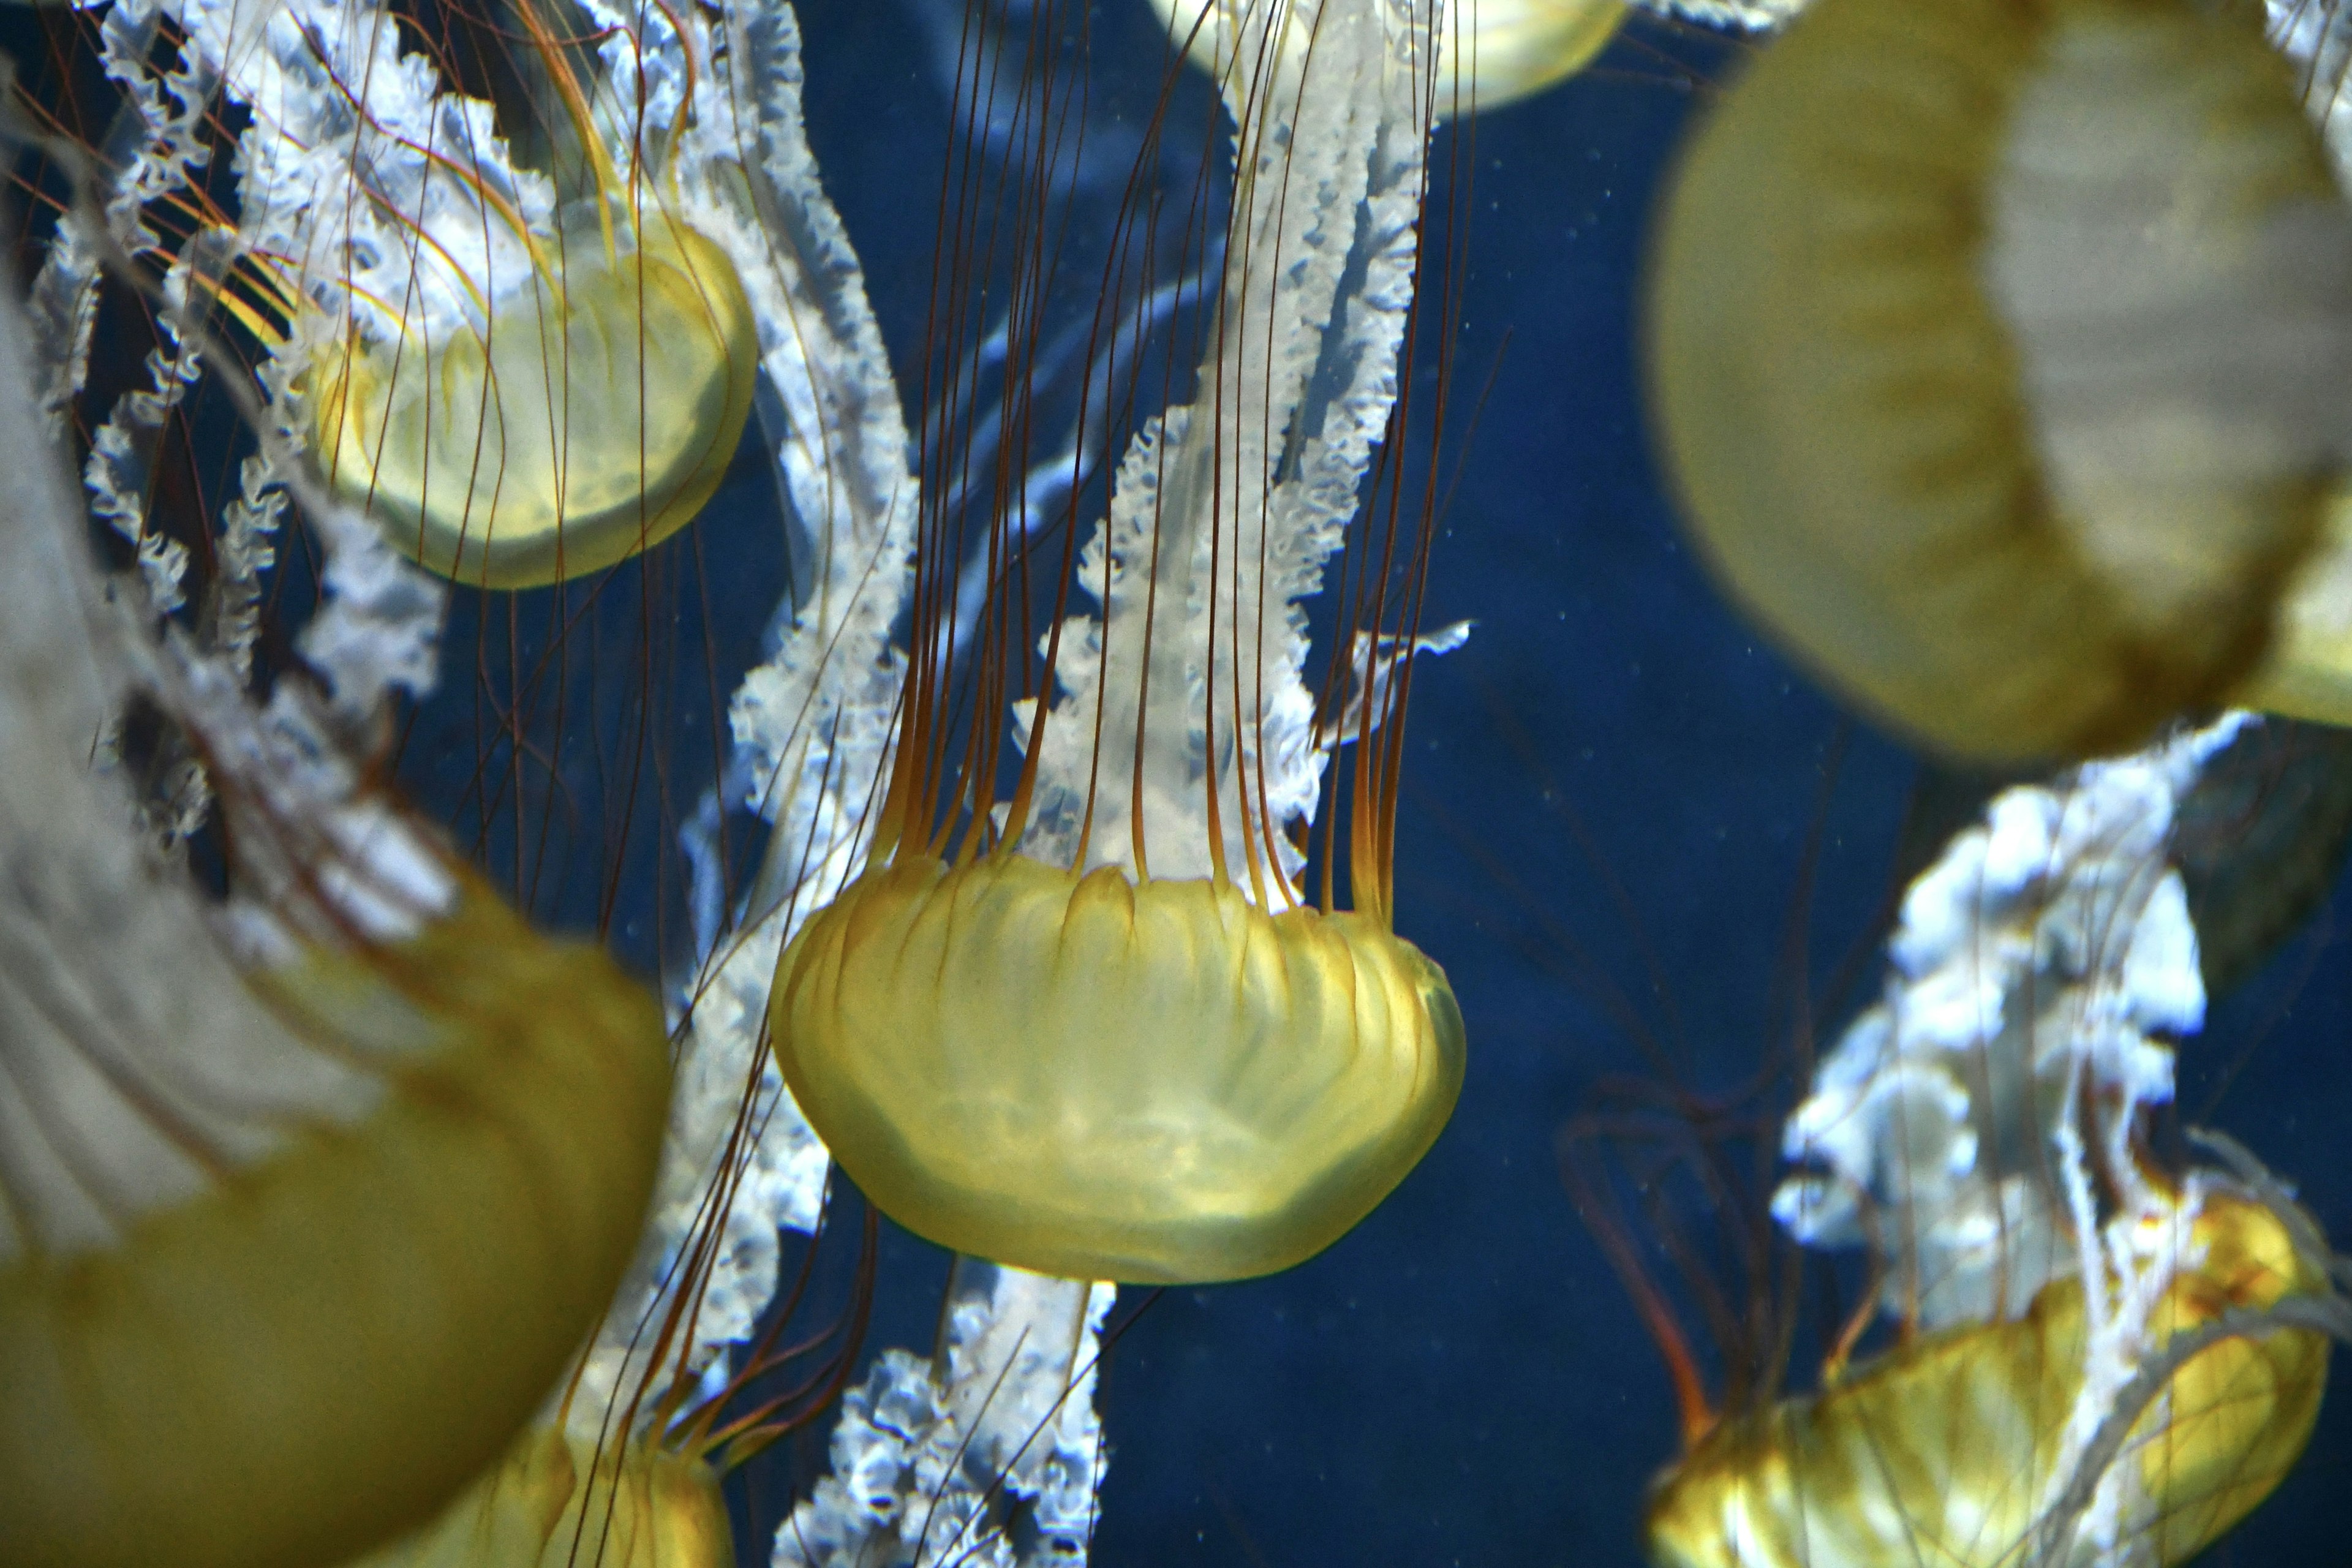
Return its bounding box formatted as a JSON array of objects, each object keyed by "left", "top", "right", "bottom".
[
  {"left": 769, "top": 0, "right": 1468, "bottom": 1287},
  {"left": 0, "top": 252, "right": 673, "bottom": 1566},
  {"left": 1647, "top": 0, "right": 2352, "bottom": 763}
]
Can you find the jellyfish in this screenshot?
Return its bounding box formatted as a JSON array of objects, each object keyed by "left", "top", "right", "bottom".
[
  {"left": 0, "top": 258, "right": 673, "bottom": 1568},
  {"left": 199, "top": 0, "right": 764, "bottom": 590},
  {"left": 2, "top": 0, "right": 934, "bottom": 1555},
  {"left": 1646, "top": 1191, "right": 2334, "bottom": 1568},
  {"left": 766, "top": 0, "right": 1466, "bottom": 1289},
  {"left": 1646, "top": 0, "right": 2352, "bottom": 763},
  {"left": 35, "top": 0, "right": 760, "bottom": 594},
  {"left": 1145, "top": 0, "right": 1625, "bottom": 111},
  {"left": 1576, "top": 722, "right": 2342, "bottom": 1568}
]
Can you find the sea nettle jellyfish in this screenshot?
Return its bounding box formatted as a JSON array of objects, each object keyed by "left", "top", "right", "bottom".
[
  {"left": 0, "top": 257, "right": 671, "bottom": 1568},
  {"left": 1646, "top": 0, "right": 2352, "bottom": 764},
  {"left": 1146, "top": 0, "right": 1626, "bottom": 112},
  {"left": 767, "top": 0, "right": 1469, "bottom": 1286},
  {"left": 1572, "top": 723, "right": 2343, "bottom": 1568},
  {"left": 2, "top": 0, "right": 916, "bottom": 1556},
  {"left": 233, "top": 0, "right": 759, "bottom": 590}
]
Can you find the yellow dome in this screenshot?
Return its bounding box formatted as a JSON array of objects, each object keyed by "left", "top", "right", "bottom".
[
  {"left": 1644, "top": 1193, "right": 2332, "bottom": 1568},
  {"left": 1145, "top": 0, "right": 1623, "bottom": 114},
  {"left": 311, "top": 216, "right": 757, "bottom": 590},
  {"left": 772, "top": 853, "right": 1464, "bottom": 1284},
  {"left": 0, "top": 880, "right": 671, "bottom": 1568},
  {"left": 350, "top": 1423, "right": 731, "bottom": 1568}
]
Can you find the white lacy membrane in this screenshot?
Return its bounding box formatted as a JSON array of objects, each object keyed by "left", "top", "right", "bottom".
[
  {"left": 1009, "top": 0, "right": 1441, "bottom": 900},
  {"left": 55, "top": 0, "right": 540, "bottom": 752},
  {"left": 1774, "top": 718, "right": 2235, "bottom": 1327},
  {"left": 0, "top": 273, "right": 453, "bottom": 1265},
  {"left": 162, "top": 0, "right": 556, "bottom": 353},
  {"left": 772, "top": 1268, "right": 1118, "bottom": 1568},
  {"left": 1774, "top": 718, "right": 2250, "bottom": 1562},
  {"left": 1984, "top": 2, "right": 2352, "bottom": 638}
]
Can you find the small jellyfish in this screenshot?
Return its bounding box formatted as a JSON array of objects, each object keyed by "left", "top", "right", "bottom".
[
  {"left": 306, "top": 214, "right": 760, "bottom": 589},
  {"left": 1645, "top": 1191, "right": 2334, "bottom": 1568},
  {"left": 769, "top": 0, "right": 1467, "bottom": 1286},
  {"left": 1586, "top": 728, "right": 2339, "bottom": 1568},
  {"left": 1646, "top": 0, "right": 2352, "bottom": 763},
  {"left": 207, "top": 0, "right": 760, "bottom": 589},
  {"left": 1146, "top": 0, "right": 1625, "bottom": 112}
]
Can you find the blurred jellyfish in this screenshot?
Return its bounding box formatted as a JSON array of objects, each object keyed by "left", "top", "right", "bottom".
[
  {"left": 0, "top": 255, "right": 672, "bottom": 1567},
  {"left": 1646, "top": 0, "right": 2352, "bottom": 763},
  {"left": 1616, "top": 720, "right": 2341, "bottom": 1568}
]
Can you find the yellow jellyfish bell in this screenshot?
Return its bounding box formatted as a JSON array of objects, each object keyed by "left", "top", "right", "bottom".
[
  {"left": 0, "top": 287, "right": 672, "bottom": 1566},
  {"left": 771, "top": 0, "right": 1464, "bottom": 1287},
  {"left": 1145, "top": 0, "right": 1624, "bottom": 113},
  {"left": 301, "top": 5, "right": 758, "bottom": 590},
  {"left": 1647, "top": 0, "right": 2352, "bottom": 763},
  {"left": 309, "top": 213, "right": 758, "bottom": 590},
  {"left": 1645, "top": 1193, "right": 2333, "bottom": 1568},
  {"left": 774, "top": 850, "right": 1463, "bottom": 1283},
  {"left": 349, "top": 1426, "right": 732, "bottom": 1568},
  {"left": 0, "top": 860, "right": 673, "bottom": 1568}
]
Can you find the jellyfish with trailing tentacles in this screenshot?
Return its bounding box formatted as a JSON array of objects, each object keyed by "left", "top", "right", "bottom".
[
  {"left": 195, "top": 0, "right": 762, "bottom": 591},
  {"left": 768, "top": 0, "right": 1466, "bottom": 1291},
  {"left": 2, "top": 0, "right": 922, "bottom": 1554},
  {"left": 6, "top": 0, "right": 1477, "bottom": 1553},
  {"left": 1646, "top": 0, "right": 2352, "bottom": 764},
  {"left": 1572, "top": 720, "right": 2345, "bottom": 1568},
  {"left": 0, "top": 251, "right": 675, "bottom": 1568}
]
